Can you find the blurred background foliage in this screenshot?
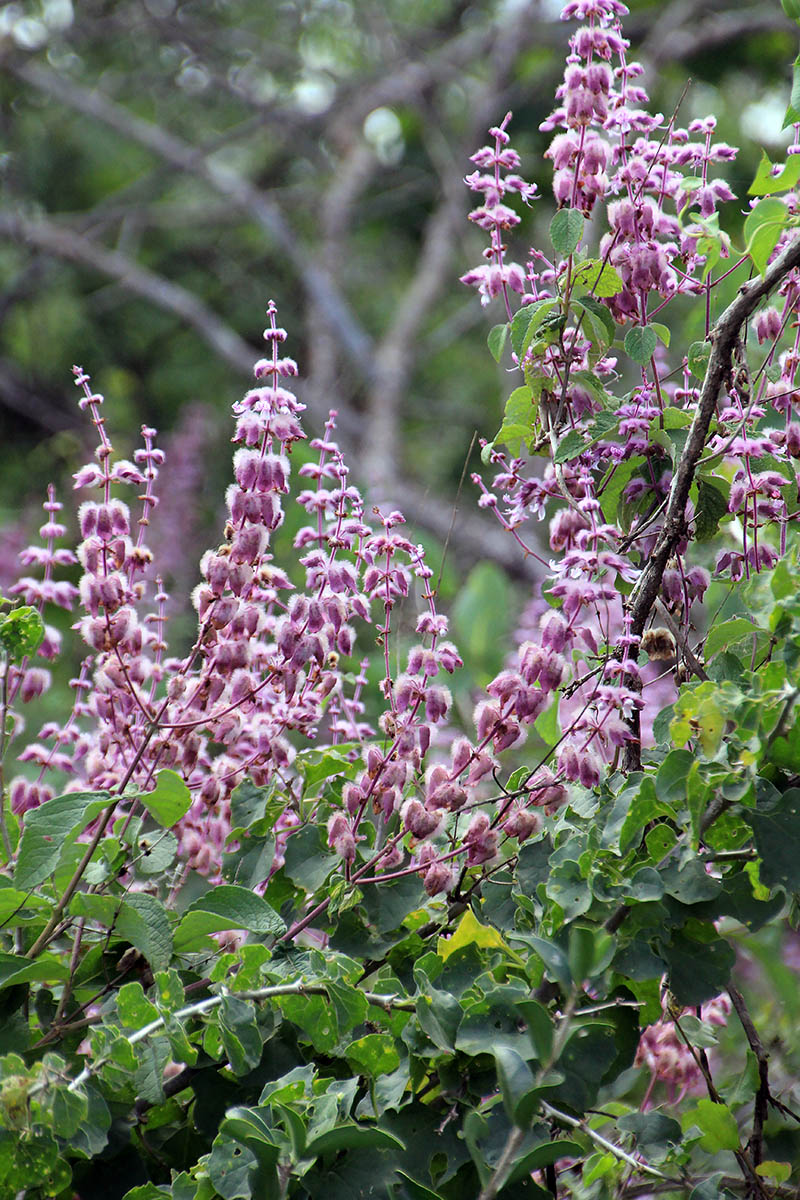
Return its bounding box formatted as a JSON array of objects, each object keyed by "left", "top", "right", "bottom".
[{"left": 0, "top": 0, "right": 797, "bottom": 646}]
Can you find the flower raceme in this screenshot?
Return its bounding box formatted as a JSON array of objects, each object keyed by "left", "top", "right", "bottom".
[
  {"left": 5, "top": 299, "right": 573, "bottom": 903},
  {"left": 464, "top": 0, "right": 800, "bottom": 784}
]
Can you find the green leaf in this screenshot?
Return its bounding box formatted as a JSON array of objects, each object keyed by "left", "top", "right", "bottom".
[
  {"left": 784, "top": 52, "right": 800, "bottom": 126},
  {"left": 437, "top": 907, "right": 519, "bottom": 963},
  {"left": 746, "top": 788, "right": 800, "bottom": 891},
  {"left": 572, "top": 258, "right": 624, "bottom": 297},
  {"left": 139, "top": 769, "right": 191, "bottom": 827},
  {"left": 688, "top": 340, "right": 711, "bottom": 379},
  {"left": 704, "top": 617, "right": 761, "bottom": 660},
  {"left": 345, "top": 1032, "right": 400, "bottom": 1077},
  {"left": 136, "top": 830, "right": 178, "bottom": 877},
  {"left": 220, "top": 995, "right": 263, "bottom": 1075},
  {"left": 659, "top": 927, "right": 735, "bottom": 1005},
  {"left": 0, "top": 606, "right": 45, "bottom": 661},
  {"left": 756, "top": 1161, "right": 793, "bottom": 1184},
  {"left": 618, "top": 1112, "right": 681, "bottom": 1162},
  {"left": 749, "top": 150, "right": 800, "bottom": 196},
  {"left": 116, "top": 893, "right": 173, "bottom": 972},
  {"left": 510, "top": 300, "right": 559, "bottom": 359},
  {"left": 416, "top": 986, "right": 462, "bottom": 1052},
  {"left": 511, "top": 932, "right": 572, "bottom": 989},
  {"left": 650, "top": 321, "right": 671, "bottom": 348},
  {"left": 744, "top": 197, "right": 787, "bottom": 275},
  {"left": 516, "top": 998, "right": 553, "bottom": 1062},
  {"left": 488, "top": 323, "right": 509, "bottom": 363},
  {"left": 576, "top": 296, "right": 615, "bottom": 344},
  {"left": 695, "top": 479, "right": 728, "bottom": 542},
  {"left": 550, "top": 207, "right": 584, "bottom": 257},
  {"left": 306, "top": 1122, "right": 405, "bottom": 1158},
  {"left": 281, "top": 824, "right": 336, "bottom": 894},
  {"left": 0, "top": 952, "right": 68, "bottom": 990},
  {"left": 495, "top": 1045, "right": 535, "bottom": 1121},
  {"left": 117, "top": 981, "right": 159, "bottom": 1029},
  {"left": 624, "top": 324, "right": 657, "bottom": 366},
  {"left": 14, "top": 790, "right": 111, "bottom": 890},
  {"left": 682, "top": 1099, "right": 739, "bottom": 1153},
  {"left": 554, "top": 429, "right": 587, "bottom": 464},
  {"left": 656, "top": 749, "right": 695, "bottom": 806},
  {"left": 175, "top": 885, "right": 285, "bottom": 951}
]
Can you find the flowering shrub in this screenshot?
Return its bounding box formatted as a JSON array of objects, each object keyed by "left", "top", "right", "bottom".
[{"left": 2, "top": 1, "right": 800, "bottom": 1197}]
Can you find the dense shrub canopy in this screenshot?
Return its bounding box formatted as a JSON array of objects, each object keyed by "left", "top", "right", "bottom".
[{"left": 1, "top": 1, "right": 800, "bottom": 1198}]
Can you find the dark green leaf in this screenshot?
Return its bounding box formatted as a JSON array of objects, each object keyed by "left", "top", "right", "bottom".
[
  {"left": 695, "top": 480, "right": 729, "bottom": 542},
  {"left": 659, "top": 927, "right": 735, "bottom": 1005},
  {"left": 746, "top": 788, "right": 800, "bottom": 891}
]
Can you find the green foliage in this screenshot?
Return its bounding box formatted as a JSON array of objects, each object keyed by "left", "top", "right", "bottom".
[{"left": 4, "top": 552, "right": 800, "bottom": 1196}]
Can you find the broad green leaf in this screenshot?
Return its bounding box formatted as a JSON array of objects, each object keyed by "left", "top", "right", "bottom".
[
  {"left": 15, "top": 790, "right": 111, "bottom": 890},
  {"left": 744, "top": 197, "right": 787, "bottom": 275},
  {"left": 175, "top": 884, "right": 285, "bottom": 950},
  {"left": 281, "top": 823, "right": 336, "bottom": 894},
  {"left": 345, "top": 1032, "right": 400, "bottom": 1077},
  {"left": 416, "top": 986, "right": 462, "bottom": 1051},
  {"left": 437, "top": 908, "right": 519, "bottom": 963},
  {"left": 624, "top": 324, "right": 657, "bottom": 366},
  {"left": 749, "top": 150, "right": 800, "bottom": 195},
  {"left": 0, "top": 952, "right": 68, "bottom": 990},
  {"left": 117, "top": 981, "right": 159, "bottom": 1029},
  {"left": 682, "top": 1099, "right": 739, "bottom": 1153},
  {"left": 510, "top": 299, "right": 558, "bottom": 359},
  {"left": 656, "top": 749, "right": 695, "bottom": 806},
  {"left": 550, "top": 207, "right": 584, "bottom": 257},
  {"left": 305, "top": 1123, "right": 405, "bottom": 1157},
  {"left": 572, "top": 258, "right": 624, "bottom": 297},
  {"left": 659, "top": 927, "right": 735, "bottom": 1005},
  {"left": 516, "top": 998, "right": 554, "bottom": 1062},
  {"left": 618, "top": 1112, "right": 681, "bottom": 1162},
  {"left": 746, "top": 789, "right": 800, "bottom": 891},
  {"left": 495, "top": 1045, "right": 535, "bottom": 1121},
  {"left": 704, "top": 617, "right": 761, "bottom": 660},
  {"left": 116, "top": 893, "right": 173, "bottom": 972},
  {"left": 220, "top": 994, "right": 263, "bottom": 1075},
  {"left": 554, "top": 429, "right": 586, "bottom": 464},
  {"left": 488, "top": 323, "right": 509, "bottom": 362},
  {"left": 0, "top": 887, "right": 52, "bottom": 926},
  {"left": 510, "top": 932, "right": 572, "bottom": 989},
  {"left": 139, "top": 769, "right": 191, "bottom": 827},
  {"left": 756, "top": 1162, "right": 792, "bottom": 1184},
  {"left": 651, "top": 321, "right": 670, "bottom": 347}
]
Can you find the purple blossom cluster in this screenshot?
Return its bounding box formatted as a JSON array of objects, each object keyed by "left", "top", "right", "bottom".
[
  {"left": 5, "top": 297, "right": 575, "bottom": 899},
  {"left": 636, "top": 992, "right": 731, "bottom": 1106},
  {"left": 463, "top": 0, "right": 800, "bottom": 788}
]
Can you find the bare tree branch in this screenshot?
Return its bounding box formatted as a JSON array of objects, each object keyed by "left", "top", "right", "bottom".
[{"left": 5, "top": 57, "right": 377, "bottom": 380}]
